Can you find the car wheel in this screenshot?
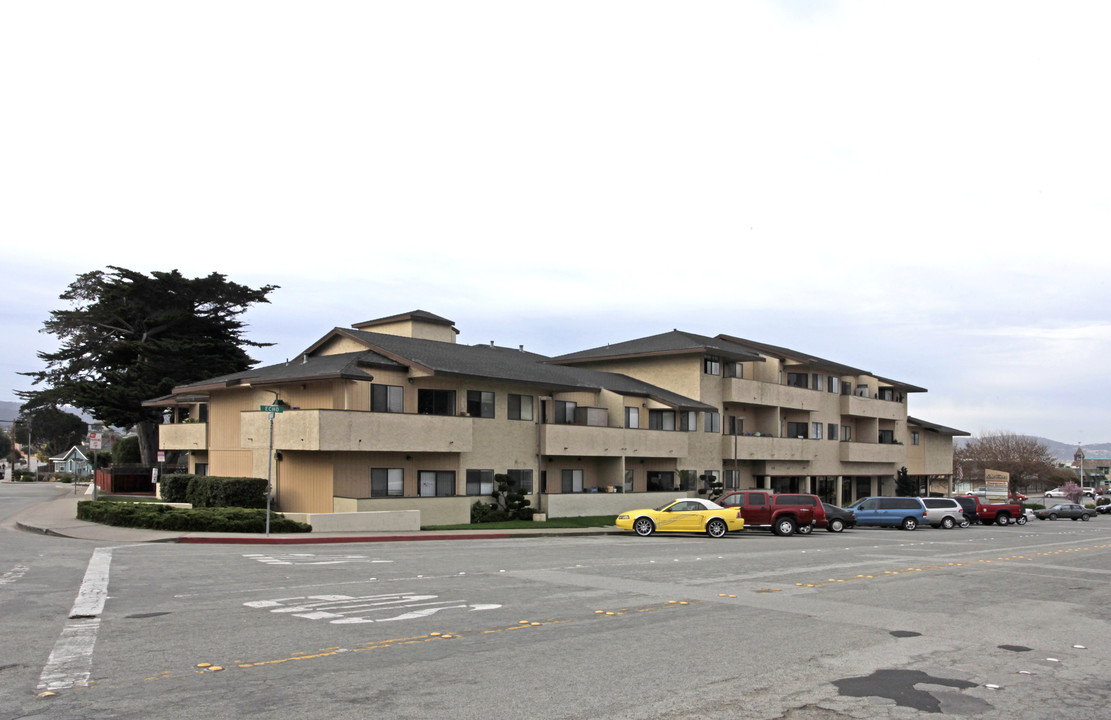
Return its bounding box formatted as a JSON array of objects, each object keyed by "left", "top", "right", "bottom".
[
  {"left": 995, "top": 514, "right": 1010, "bottom": 526},
  {"left": 633, "top": 517, "right": 655, "bottom": 537},
  {"left": 1048, "top": 513, "right": 1057, "bottom": 521},
  {"left": 827, "top": 518, "right": 844, "bottom": 533},
  {"left": 941, "top": 516, "right": 956, "bottom": 529},
  {"left": 1081, "top": 514, "right": 1090, "bottom": 521},
  {"left": 1016, "top": 515, "right": 1027, "bottom": 525},
  {"left": 901, "top": 517, "right": 918, "bottom": 531},
  {"left": 706, "top": 518, "right": 728, "bottom": 538},
  {"left": 797, "top": 522, "right": 813, "bottom": 535},
  {"left": 773, "top": 517, "right": 797, "bottom": 536},
  {"left": 959, "top": 518, "right": 971, "bottom": 528}
]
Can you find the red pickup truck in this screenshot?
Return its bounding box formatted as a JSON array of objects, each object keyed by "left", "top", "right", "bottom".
[
  {"left": 954, "top": 495, "right": 1026, "bottom": 526},
  {"left": 718, "top": 491, "right": 827, "bottom": 536}
]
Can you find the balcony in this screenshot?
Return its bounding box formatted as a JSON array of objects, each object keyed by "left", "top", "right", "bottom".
[
  {"left": 541, "top": 425, "right": 688, "bottom": 458},
  {"left": 839, "top": 441, "right": 903, "bottom": 464},
  {"left": 158, "top": 422, "right": 207, "bottom": 451},
  {"left": 240, "top": 410, "right": 473, "bottom": 453},
  {"left": 840, "top": 395, "right": 905, "bottom": 420},
  {"left": 722, "top": 378, "right": 823, "bottom": 411},
  {"left": 721, "top": 435, "right": 812, "bottom": 462}
]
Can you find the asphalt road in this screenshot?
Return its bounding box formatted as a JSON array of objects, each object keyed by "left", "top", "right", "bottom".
[{"left": 3, "top": 484, "right": 1111, "bottom": 720}]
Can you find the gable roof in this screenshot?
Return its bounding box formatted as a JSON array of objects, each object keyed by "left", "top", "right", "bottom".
[
  {"left": 352, "top": 309, "right": 459, "bottom": 333},
  {"left": 169, "top": 350, "right": 393, "bottom": 393},
  {"left": 549, "top": 330, "right": 765, "bottom": 365},
  {"left": 907, "top": 417, "right": 971, "bottom": 436}
]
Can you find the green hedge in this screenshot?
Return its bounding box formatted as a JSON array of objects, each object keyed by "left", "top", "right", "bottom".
[
  {"left": 77, "top": 500, "right": 311, "bottom": 533},
  {"left": 158, "top": 474, "right": 268, "bottom": 508}
]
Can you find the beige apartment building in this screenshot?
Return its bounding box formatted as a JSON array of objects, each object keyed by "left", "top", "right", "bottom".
[{"left": 149, "top": 311, "right": 967, "bottom": 525}]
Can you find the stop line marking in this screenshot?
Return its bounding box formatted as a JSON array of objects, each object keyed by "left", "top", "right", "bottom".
[
  {"left": 244, "top": 592, "right": 500, "bottom": 624},
  {"left": 243, "top": 553, "right": 393, "bottom": 566}
]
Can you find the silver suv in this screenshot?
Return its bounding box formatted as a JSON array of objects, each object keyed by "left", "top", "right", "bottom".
[{"left": 921, "top": 497, "right": 967, "bottom": 529}]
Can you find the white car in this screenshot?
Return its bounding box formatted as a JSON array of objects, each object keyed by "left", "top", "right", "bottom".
[{"left": 1044, "top": 488, "right": 1067, "bottom": 498}]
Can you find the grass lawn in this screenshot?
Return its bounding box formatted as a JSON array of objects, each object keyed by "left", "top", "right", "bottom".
[{"left": 424, "top": 515, "right": 618, "bottom": 531}]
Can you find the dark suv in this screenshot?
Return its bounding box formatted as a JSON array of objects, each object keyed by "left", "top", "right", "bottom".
[{"left": 718, "top": 491, "right": 826, "bottom": 536}]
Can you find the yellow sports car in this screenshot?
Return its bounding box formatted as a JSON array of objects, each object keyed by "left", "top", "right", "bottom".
[{"left": 616, "top": 498, "right": 744, "bottom": 538}]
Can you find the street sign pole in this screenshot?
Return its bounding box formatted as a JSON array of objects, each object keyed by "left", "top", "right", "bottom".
[{"left": 266, "top": 410, "right": 275, "bottom": 536}]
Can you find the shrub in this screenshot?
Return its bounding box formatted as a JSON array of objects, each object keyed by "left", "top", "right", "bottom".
[
  {"left": 160, "top": 474, "right": 268, "bottom": 508},
  {"left": 77, "top": 501, "right": 310, "bottom": 533},
  {"left": 159, "top": 474, "right": 192, "bottom": 503}
]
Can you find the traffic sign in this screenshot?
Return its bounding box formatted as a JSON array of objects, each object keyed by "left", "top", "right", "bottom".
[{"left": 260, "top": 405, "right": 284, "bottom": 413}]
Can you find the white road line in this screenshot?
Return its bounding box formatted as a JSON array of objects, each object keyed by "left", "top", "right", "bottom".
[
  {"left": 37, "top": 548, "right": 113, "bottom": 692},
  {"left": 0, "top": 564, "right": 29, "bottom": 585}
]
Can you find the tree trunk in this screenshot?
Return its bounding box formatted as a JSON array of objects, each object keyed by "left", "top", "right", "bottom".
[{"left": 136, "top": 421, "right": 158, "bottom": 466}]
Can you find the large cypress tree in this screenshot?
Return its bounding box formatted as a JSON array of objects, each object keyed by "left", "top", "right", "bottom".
[{"left": 19, "top": 267, "right": 276, "bottom": 464}]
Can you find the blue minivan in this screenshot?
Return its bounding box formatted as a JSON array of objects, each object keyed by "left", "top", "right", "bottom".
[{"left": 846, "top": 496, "right": 928, "bottom": 530}]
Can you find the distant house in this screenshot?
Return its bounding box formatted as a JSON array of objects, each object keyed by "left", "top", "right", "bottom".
[{"left": 50, "top": 446, "right": 93, "bottom": 477}]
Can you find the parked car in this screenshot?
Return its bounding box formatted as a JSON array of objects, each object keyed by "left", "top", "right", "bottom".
[
  {"left": 846, "top": 497, "right": 928, "bottom": 530},
  {"left": 1096, "top": 503, "right": 1111, "bottom": 515},
  {"left": 1044, "top": 488, "right": 1067, "bottom": 498},
  {"left": 1034, "top": 504, "right": 1092, "bottom": 521},
  {"left": 965, "top": 488, "right": 987, "bottom": 497},
  {"left": 1010, "top": 492, "right": 1028, "bottom": 502},
  {"left": 921, "top": 497, "right": 966, "bottom": 529},
  {"left": 616, "top": 498, "right": 744, "bottom": 538},
  {"left": 718, "top": 491, "right": 826, "bottom": 536},
  {"left": 821, "top": 503, "right": 855, "bottom": 533},
  {"left": 950, "top": 494, "right": 1025, "bottom": 525},
  {"left": 1081, "top": 487, "right": 1097, "bottom": 498},
  {"left": 953, "top": 496, "right": 981, "bottom": 525}
]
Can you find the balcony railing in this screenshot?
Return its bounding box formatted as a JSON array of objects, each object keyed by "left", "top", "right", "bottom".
[
  {"left": 541, "top": 424, "right": 688, "bottom": 458},
  {"left": 720, "top": 434, "right": 813, "bottom": 462},
  {"left": 158, "top": 422, "right": 207, "bottom": 451},
  {"left": 240, "top": 410, "right": 473, "bottom": 453},
  {"left": 722, "top": 378, "right": 824, "bottom": 411},
  {"left": 839, "top": 441, "right": 903, "bottom": 464},
  {"left": 839, "top": 394, "right": 905, "bottom": 420}
]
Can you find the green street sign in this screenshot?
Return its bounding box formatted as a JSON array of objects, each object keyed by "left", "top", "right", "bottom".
[{"left": 260, "top": 405, "right": 284, "bottom": 413}]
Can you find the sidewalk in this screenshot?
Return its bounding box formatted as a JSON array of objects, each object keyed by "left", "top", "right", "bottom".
[{"left": 10, "top": 484, "right": 621, "bottom": 545}]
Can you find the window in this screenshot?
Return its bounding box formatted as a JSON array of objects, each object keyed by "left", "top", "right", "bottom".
[
  {"left": 704, "top": 356, "right": 721, "bottom": 375},
  {"left": 787, "top": 421, "right": 808, "bottom": 439},
  {"left": 842, "top": 425, "right": 852, "bottom": 441},
  {"left": 679, "top": 411, "right": 697, "bottom": 432},
  {"left": 624, "top": 469, "right": 634, "bottom": 493},
  {"left": 466, "top": 469, "right": 495, "bottom": 495},
  {"left": 786, "top": 372, "right": 808, "bottom": 388},
  {"left": 371, "top": 468, "right": 404, "bottom": 497},
  {"left": 812, "top": 422, "right": 823, "bottom": 440},
  {"left": 678, "top": 470, "right": 697, "bottom": 491},
  {"left": 197, "top": 403, "right": 209, "bottom": 422},
  {"left": 828, "top": 423, "right": 838, "bottom": 441},
  {"left": 705, "top": 412, "right": 720, "bottom": 433},
  {"left": 841, "top": 382, "right": 852, "bottom": 395},
  {"left": 417, "top": 389, "right": 455, "bottom": 416},
  {"left": 828, "top": 377, "right": 839, "bottom": 394},
  {"left": 879, "top": 429, "right": 896, "bottom": 444},
  {"left": 878, "top": 387, "right": 895, "bottom": 401},
  {"left": 649, "top": 410, "right": 675, "bottom": 430},
  {"left": 507, "top": 469, "right": 533, "bottom": 493},
  {"left": 371, "top": 384, "right": 404, "bottom": 413},
  {"left": 554, "top": 400, "right": 577, "bottom": 425},
  {"left": 418, "top": 470, "right": 455, "bottom": 497},
  {"left": 646, "top": 471, "right": 674, "bottom": 492},
  {"left": 724, "top": 361, "right": 743, "bottom": 378},
  {"left": 467, "top": 391, "right": 495, "bottom": 418},
  {"left": 728, "top": 416, "right": 743, "bottom": 436},
  {"left": 194, "top": 463, "right": 208, "bottom": 476},
  {"left": 508, "top": 394, "right": 533, "bottom": 421},
  {"left": 625, "top": 407, "right": 639, "bottom": 429},
  {"left": 561, "top": 469, "right": 583, "bottom": 493},
  {"left": 811, "top": 374, "right": 825, "bottom": 391},
  {"left": 724, "top": 469, "right": 740, "bottom": 489}
]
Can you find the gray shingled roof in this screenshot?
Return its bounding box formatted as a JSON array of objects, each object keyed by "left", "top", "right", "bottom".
[
  {"left": 170, "top": 350, "right": 396, "bottom": 392},
  {"left": 908, "top": 416, "right": 971, "bottom": 436},
  {"left": 549, "top": 330, "right": 766, "bottom": 365}
]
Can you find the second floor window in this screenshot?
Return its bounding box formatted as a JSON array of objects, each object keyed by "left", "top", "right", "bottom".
[
  {"left": 786, "top": 372, "right": 808, "bottom": 388},
  {"left": 912, "top": 431, "right": 920, "bottom": 446},
  {"left": 787, "top": 421, "right": 808, "bottom": 439},
  {"left": 554, "top": 400, "right": 577, "bottom": 424},
  {"left": 704, "top": 356, "right": 721, "bottom": 375},
  {"left": 371, "top": 384, "right": 403, "bottom": 413},
  {"left": 467, "top": 390, "right": 495, "bottom": 418},
  {"left": 508, "top": 394, "right": 533, "bottom": 421},
  {"left": 705, "top": 412, "right": 720, "bottom": 433},
  {"left": 879, "top": 429, "right": 896, "bottom": 444},
  {"left": 679, "top": 411, "right": 697, "bottom": 432},
  {"left": 625, "top": 407, "right": 639, "bottom": 429},
  {"left": 649, "top": 410, "right": 675, "bottom": 431},
  {"left": 417, "top": 389, "right": 455, "bottom": 416}
]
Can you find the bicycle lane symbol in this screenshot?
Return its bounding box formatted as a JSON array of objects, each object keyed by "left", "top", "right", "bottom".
[{"left": 244, "top": 593, "right": 501, "bottom": 624}]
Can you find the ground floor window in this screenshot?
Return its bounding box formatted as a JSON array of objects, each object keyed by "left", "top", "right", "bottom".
[
  {"left": 624, "top": 469, "right": 634, "bottom": 493},
  {"left": 419, "top": 470, "right": 455, "bottom": 497},
  {"left": 371, "top": 468, "right": 404, "bottom": 497},
  {"left": 507, "top": 469, "right": 533, "bottom": 493},
  {"left": 561, "top": 469, "right": 583, "bottom": 493},
  {"left": 194, "top": 463, "right": 208, "bottom": 476},
  {"left": 724, "top": 469, "right": 740, "bottom": 489},
  {"left": 466, "top": 469, "right": 495, "bottom": 495},
  {"left": 646, "top": 471, "right": 674, "bottom": 492}
]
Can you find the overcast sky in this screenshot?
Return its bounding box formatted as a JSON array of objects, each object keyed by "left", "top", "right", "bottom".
[{"left": 3, "top": 2, "right": 1109, "bottom": 443}]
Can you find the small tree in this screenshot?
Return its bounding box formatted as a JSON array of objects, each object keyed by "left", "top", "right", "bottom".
[
  {"left": 699, "top": 473, "right": 724, "bottom": 502},
  {"left": 489, "top": 473, "right": 532, "bottom": 520},
  {"left": 111, "top": 436, "right": 141, "bottom": 465},
  {"left": 1058, "top": 481, "right": 1083, "bottom": 505},
  {"left": 895, "top": 466, "right": 916, "bottom": 496}
]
